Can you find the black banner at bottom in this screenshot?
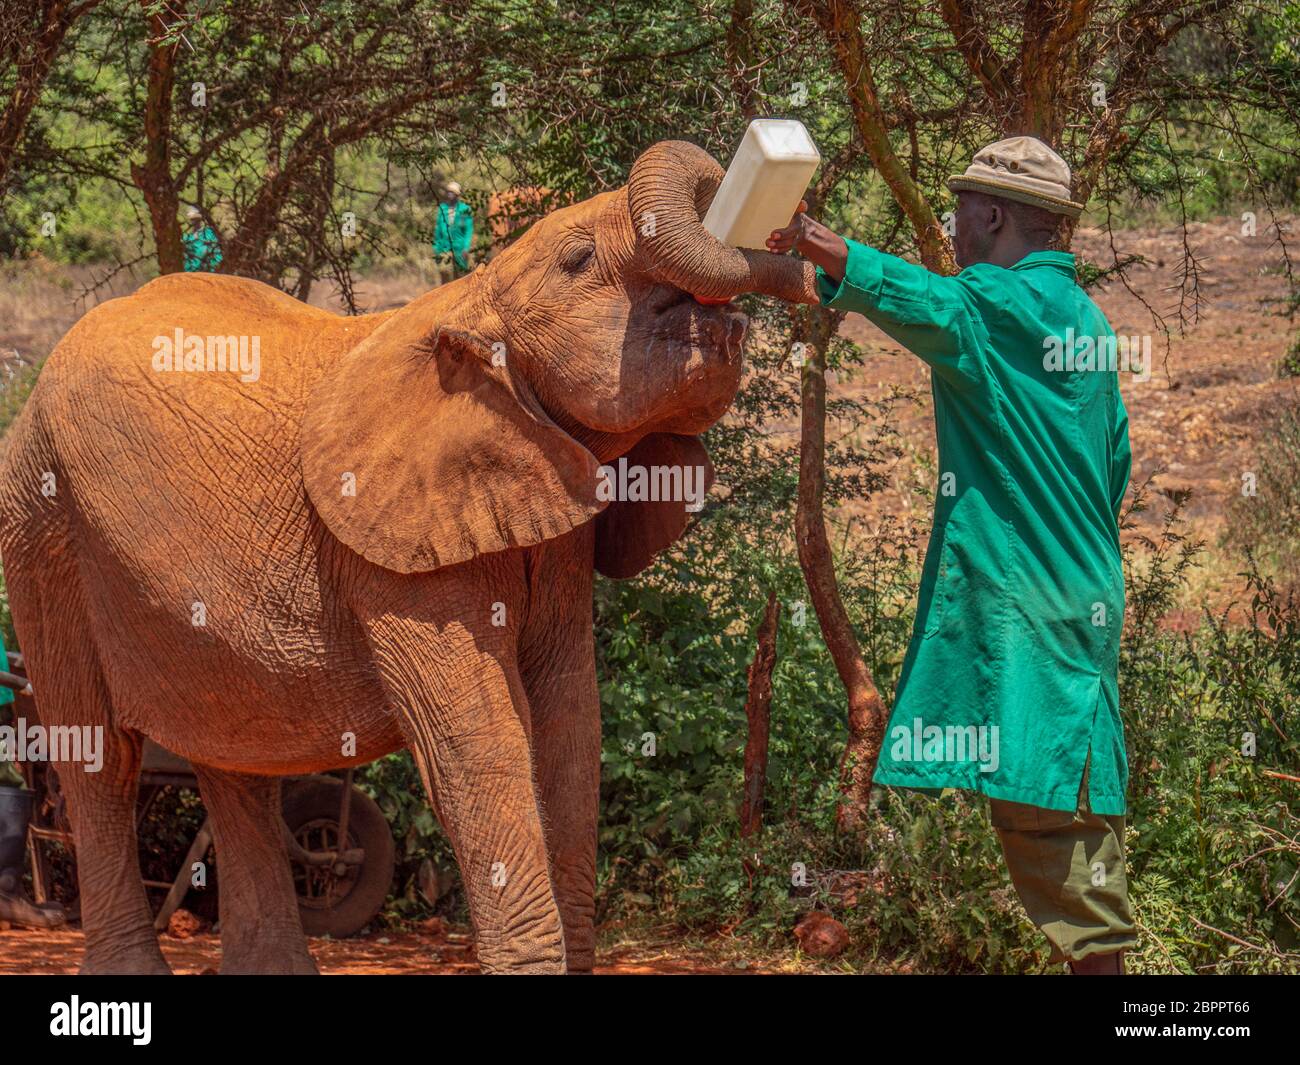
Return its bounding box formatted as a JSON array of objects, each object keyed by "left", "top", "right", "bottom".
[{"left": 1, "top": 973, "right": 1290, "bottom": 1053}]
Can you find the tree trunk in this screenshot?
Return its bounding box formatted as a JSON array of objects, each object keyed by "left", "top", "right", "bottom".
[
  {"left": 740, "top": 590, "right": 780, "bottom": 838},
  {"left": 793, "top": 305, "right": 890, "bottom": 832},
  {"left": 130, "top": 0, "right": 185, "bottom": 274},
  {"left": 1014, "top": 0, "right": 1094, "bottom": 142}
]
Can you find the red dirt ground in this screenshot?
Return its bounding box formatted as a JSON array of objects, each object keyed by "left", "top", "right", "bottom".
[{"left": 0, "top": 925, "right": 769, "bottom": 975}]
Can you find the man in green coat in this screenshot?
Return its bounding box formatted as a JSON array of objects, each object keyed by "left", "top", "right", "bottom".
[
  {"left": 432, "top": 179, "right": 474, "bottom": 284},
  {"left": 768, "top": 137, "right": 1136, "bottom": 974},
  {"left": 182, "top": 205, "right": 223, "bottom": 272}
]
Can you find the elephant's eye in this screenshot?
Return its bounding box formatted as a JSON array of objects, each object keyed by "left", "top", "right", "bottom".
[{"left": 559, "top": 241, "right": 596, "bottom": 274}]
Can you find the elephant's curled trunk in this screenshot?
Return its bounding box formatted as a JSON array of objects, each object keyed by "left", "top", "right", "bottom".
[{"left": 627, "top": 140, "right": 819, "bottom": 305}]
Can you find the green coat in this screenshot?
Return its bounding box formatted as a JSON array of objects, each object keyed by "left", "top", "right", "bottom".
[
  {"left": 817, "top": 243, "right": 1131, "bottom": 815},
  {"left": 182, "top": 226, "right": 222, "bottom": 272},
  {"left": 0, "top": 629, "right": 12, "bottom": 708},
  {"left": 433, "top": 201, "right": 474, "bottom": 269}
]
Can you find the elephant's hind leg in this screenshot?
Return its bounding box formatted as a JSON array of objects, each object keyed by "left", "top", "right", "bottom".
[
  {"left": 192, "top": 767, "right": 318, "bottom": 974},
  {"left": 63, "top": 726, "right": 170, "bottom": 974},
  {"left": 64, "top": 732, "right": 170, "bottom": 974},
  {"left": 5, "top": 558, "right": 169, "bottom": 974}
]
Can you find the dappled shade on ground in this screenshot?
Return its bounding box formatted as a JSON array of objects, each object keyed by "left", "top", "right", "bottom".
[{"left": 0, "top": 926, "right": 766, "bottom": 975}]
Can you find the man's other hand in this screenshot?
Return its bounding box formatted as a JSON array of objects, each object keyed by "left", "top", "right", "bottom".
[
  {"left": 765, "top": 200, "right": 812, "bottom": 254},
  {"left": 766, "top": 201, "right": 850, "bottom": 284}
]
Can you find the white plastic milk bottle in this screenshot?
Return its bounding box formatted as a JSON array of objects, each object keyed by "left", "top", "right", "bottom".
[{"left": 703, "top": 119, "right": 821, "bottom": 251}]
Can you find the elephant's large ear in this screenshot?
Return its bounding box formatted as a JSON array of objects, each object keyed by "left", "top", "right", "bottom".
[
  {"left": 593, "top": 433, "right": 713, "bottom": 579},
  {"left": 302, "top": 326, "right": 603, "bottom": 573}
]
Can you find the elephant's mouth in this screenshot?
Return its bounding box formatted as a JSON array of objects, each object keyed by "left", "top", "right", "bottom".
[
  {"left": 654, "top": 287, "right": 749, "bottom": 364},
  {"left": 696, "top": 305, "right": 748, "bottom": 362}
]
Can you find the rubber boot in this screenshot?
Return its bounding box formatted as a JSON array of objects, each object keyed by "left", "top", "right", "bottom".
[
  {"left": 0, "top": 784, "right": 67, "bottom": 928},
  {"left": 0, "top": 888, "right": 67, "bottom": 928}
]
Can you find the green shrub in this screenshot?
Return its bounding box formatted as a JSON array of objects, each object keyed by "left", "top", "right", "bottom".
[
  {"left": 589, "top": 469, "right": 1300, "bottom": 973},
  {"left": 1225, "top": 402, "right": 1300, "bottom": 575}
]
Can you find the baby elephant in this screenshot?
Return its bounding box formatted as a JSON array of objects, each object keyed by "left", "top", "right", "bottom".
[{"left": 0, "top": 140, "right": 816, "bottom": 973}]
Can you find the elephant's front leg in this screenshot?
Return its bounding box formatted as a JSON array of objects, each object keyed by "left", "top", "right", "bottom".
[
  {"left": 353, "top": 569, "right": 566, "bottom": 973},
  {"left": 519, "top": 533, "right": 601, "bottom": 973}
]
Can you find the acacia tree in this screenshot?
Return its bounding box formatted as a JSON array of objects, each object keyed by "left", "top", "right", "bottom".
[
  {"left": 127, "top": 0, "right": 497, "bottom": 294},
  {"left": 132, "top": 0, "right": 185, "bottom": 272},
  {"left": 4, "top": 0, "right": 505, "bottom": 298},
  {"left": 0, "top": 0, "right": 104, "bottom": 199}
]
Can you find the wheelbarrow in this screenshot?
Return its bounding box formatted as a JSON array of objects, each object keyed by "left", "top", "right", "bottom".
[{"left": 5, "top": 658, "right": 395, "bottom": 938}]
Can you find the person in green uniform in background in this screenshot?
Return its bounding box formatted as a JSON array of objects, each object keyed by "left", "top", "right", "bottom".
[
  {"left": 0, "top": 627, "right": 15, "bottom": 721},
  {"left": 182, "top": 205, "right": 223, "bottom": 272},
  {"left": 432, "top": 179, "right": 474, "bottom": 284},
  {"left": 768, "top": 137, "right": 1136, "bottom": 974},
  {"left": 0, "top": 627, "right": 65, "bottom": 928}
]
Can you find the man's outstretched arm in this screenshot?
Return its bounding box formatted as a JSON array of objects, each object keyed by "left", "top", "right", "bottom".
[{"left": 767, "top": 204, "right": 986, "bottom": 386}]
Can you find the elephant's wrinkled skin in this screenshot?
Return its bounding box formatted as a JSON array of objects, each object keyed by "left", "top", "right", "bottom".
[{"left": 0, "top": 141, "right": 817, "bottom": 974}]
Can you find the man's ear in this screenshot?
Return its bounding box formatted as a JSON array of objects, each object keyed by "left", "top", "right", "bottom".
[
  {"left": 593, "top": 433, "right": 714, "bottom": 579},
  {"left": 987, "top": 198, "right": 1006, "bottom": 234},
  {"left": 302, "top": 326, "right": 603, "bottom": 573}
]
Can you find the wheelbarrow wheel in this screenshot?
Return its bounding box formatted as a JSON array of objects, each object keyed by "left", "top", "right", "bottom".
[{"left": 281, "top": 776, "right": 395, "bottom": 939}]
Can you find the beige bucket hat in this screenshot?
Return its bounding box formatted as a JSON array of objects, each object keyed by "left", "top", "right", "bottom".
[{"left": 948, "top": 136, "right": 1084, "bottom": 218}]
